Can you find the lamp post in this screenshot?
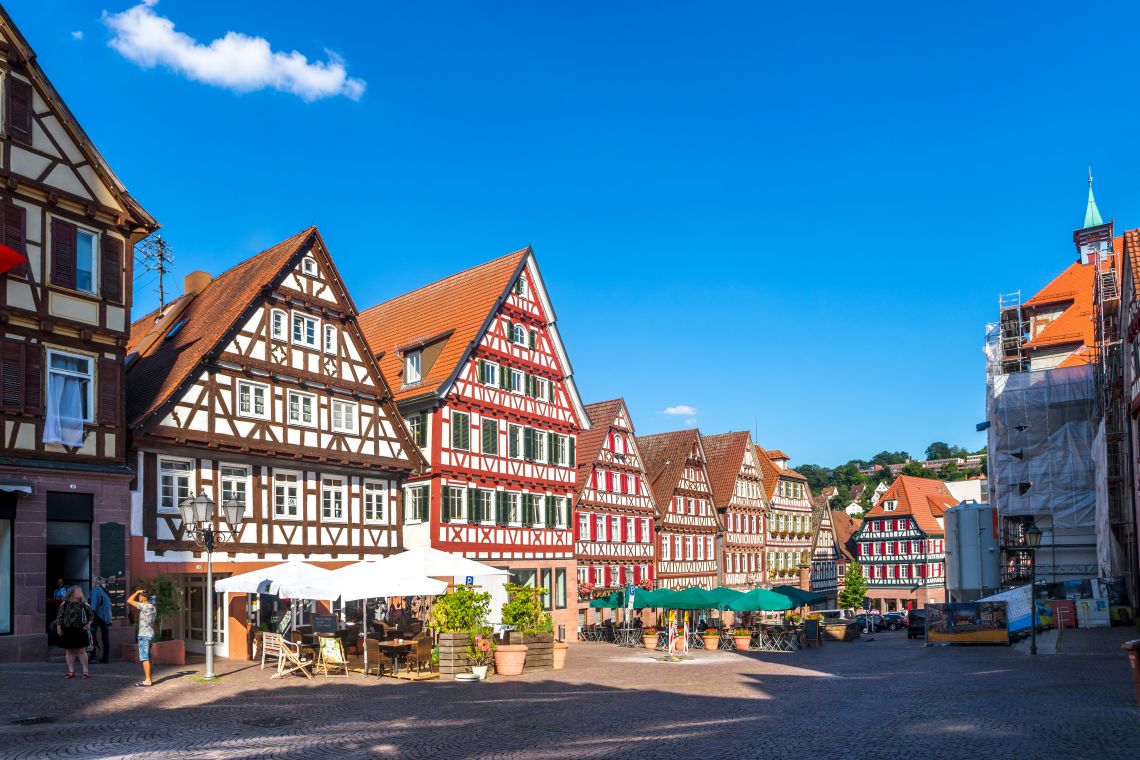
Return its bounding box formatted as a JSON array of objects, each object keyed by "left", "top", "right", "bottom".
[
  {"left": 1025, "top": 522, "right": 1043, "bottom": 656},
  {"left": 179, "top": 491, "right": 245, "bottom": 680}
]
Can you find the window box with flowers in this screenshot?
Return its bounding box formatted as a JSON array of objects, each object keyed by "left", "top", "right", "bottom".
[{"left": 578, "top": 581, "right": 596, "bottom": 599}]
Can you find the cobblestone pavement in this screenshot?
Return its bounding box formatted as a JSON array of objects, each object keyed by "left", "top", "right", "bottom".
[{"left": 1, "top": 630, "right": 1137, "bottom": 759}]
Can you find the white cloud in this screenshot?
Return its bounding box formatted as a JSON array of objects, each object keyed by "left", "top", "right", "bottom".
[
  {"left": 71, "top": 31, "right": 84, "bottom": 41},
  {"left": 102, "top": 1, "right": 365, "bottom": 101},
  {"left": 660, "top": 405, "right": 697, "bottom": 416},
  {"left": 684, "top": 418, "right": 697, "bottom": 427}
]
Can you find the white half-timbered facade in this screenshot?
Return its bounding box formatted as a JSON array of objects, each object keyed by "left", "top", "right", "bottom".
[
  {"left": 573, "top": 399, "right": 658, "bottom": 623},
  {"left": 810, "top": 499, "right": 840, "bottom": 607},
  {"left": 758, "top": 447, "right": 816, "bottom": 587},
  {"left": 359, "top": 248, "right": 588, "bottom": 637},
  {"left": 638, "top": 429, "right": 721, "bottom": 590},
  {"left": 125, "top": 228, "right": 424, "bottom": 657},
  {"left": 703, "top": 431, "right": 767, "bottom": 589}
]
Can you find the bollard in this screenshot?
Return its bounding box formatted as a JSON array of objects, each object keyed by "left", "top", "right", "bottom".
[{"left": 1123, "top": 639, "right": 1140, "bottom": 707}]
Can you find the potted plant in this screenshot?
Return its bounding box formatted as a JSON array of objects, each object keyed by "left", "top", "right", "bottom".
[
  {"left": 428, "top": 585, "right": 491, "bottom": 680},
  {"left": 466, "top": 630, "right": 495, "bottom": 680},
  {"left": 578, "top": 581, "right": 596, "bottom": 599},
  {"left": 732, "top": 628, "right": 752, "bottom": 651},
  {"left": 641, "top": 626, "right": 659, "bottom": 650},
  {"left": 701, "top": 627, "right": 721, "bottom": 651},
  {"left": 636, "top": 578, "right": 654, "bottom": 591},
  {"left": 497, "top": 584, "right": 552, "bottom": 675},
  {"left": 124, "top": 575, "right": 185, "bottom": 665}
]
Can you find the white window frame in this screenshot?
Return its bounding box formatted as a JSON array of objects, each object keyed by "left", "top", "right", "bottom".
[
  {"left": 220, "top": 464, "right": 251, "bottom": 517},
  {"left": 270, "top": 309, "right": 287, "bottom": 341},
  {"left": 595, "top": 514, "right": 607, "bottom": 542},
  {"left": 610, "top": 515, "right": 621, "bottom": 542},
  {"left": 158, "top": 457, "right": 194, "bottom": 514},
  {"left": 287, "top": 390, "right": 316, "bottom": 427},
  {"left": 46, "top": 349, "right": 94, "bottom": 423},
  {"left": 74, "top": 226, "right": 98, "bottom": 295},
  {"left": 685, "top": 535, "right": 694, "bottom": 561},
  {"left": 579, "top": 511, "right": 590, "bottom": 539},
  {"left": 512, "top": 324, "right": 528, "bottom": 345},
  {"left": 301, "top": 256, "right": 318, "bottom": 276},
  {"left": 331, "top": 398, "right": 358, "bottom": 434},
  {"left": 404, "top": 485, "right": 428, "bottom": 525},
  {"left": 510, "top": 369, "right": 524, "bottom": 394},
  {"left": 661, "top": 535, "right": 671, "bottom": 560},
  {"left": 641, "top": 518, "right": 651, "bottom": 544},
  {"left": 475, "top": 489, "right": 495, "bottom": 525},
  {"left": 323, "top": 324, "right": 337, "bottom": 354},
  {"left": 447, "top": 486, "right": 468, "bottom": 523},
  {"left": 362, "top": 481, "right": 387, "bottom": 524},
  {"left": 273, "top": 471, "right": 301, "bottom": 519},
  {"left": 534, "top": 377, "right": 548, "bottom": 400},
  {"left": 405, "top": 351, "right": 422, "bottom": 383},
  {"left": 483, "top": 361, "right": 499, "bottom": 387},
  {"left": 236, "top": 379, "right": 270, "bottom": 420},
  {"left": 322, "top": 478, "right": 346, "bottom": 522},
  {"left": 502, "top": 492, "right": 521, "bottom": 526},
  {"left": 291, "top": 311, "right": 319, "bottom": 348},
  {"left": 697, "top": 535, "right": 705, "bottom": 560}
]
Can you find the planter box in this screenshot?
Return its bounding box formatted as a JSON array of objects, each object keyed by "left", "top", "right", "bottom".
[
  {"left": 437, "top": 632, "right": 471, "bottom": 681},
  {"left": 121, "top": 638, "right": 186, "bottom": 665},
  {"left": 822, "top": 621, "right": 860, "bottom": 642},
  {"left": 507, "top": 632, "right": 554, "bottom": 672}
]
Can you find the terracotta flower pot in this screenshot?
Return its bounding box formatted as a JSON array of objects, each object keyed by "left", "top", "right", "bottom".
[
  {"left": 733, "top": 635, "right": 751, "bottom": 651},
  {"left": 494, "top": 644, "right": 528, "bottom": 676},
  {"left": 702, "top": 635, "right": 720, "bottom": 651},
  {"left": 642, "top": 634, "right": 658, "bottom": 650},
  {"left": 552, "top": 642, "right": 569, "bottom": 670}
]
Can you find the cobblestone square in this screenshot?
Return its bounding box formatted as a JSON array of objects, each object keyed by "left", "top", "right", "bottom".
[{"left": 2, "top": 631, "right": 1136, "bottom": 759}]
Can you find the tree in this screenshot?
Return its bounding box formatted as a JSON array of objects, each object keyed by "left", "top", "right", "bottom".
[
  {"left": 901, "top": 462, "right": 939, "bottom": 479},
  {"left": 796, "top": 464, "right": 831, "bottom": 494},
  {"left": 871, "top": 450, "right": 910, "bottom": 466},
  {"left": 939, "top": 461, "right": 963, "bottom": 481},
  {"left": 838, "top": 562, "right": 869, "bottom": 610},
  {"left": 925, "top": 442, "right": 952, "bottom": 460}
]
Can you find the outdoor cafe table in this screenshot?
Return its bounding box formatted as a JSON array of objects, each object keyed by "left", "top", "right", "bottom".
[
  {"left": 613, "top": 626, "right": 642, "bottom": 648},
  {"left": 750, "top": 626, "right": 804, "bottom": 652},
  {"left": 375, "top": 640, "right": 414, "bottom": 675}
]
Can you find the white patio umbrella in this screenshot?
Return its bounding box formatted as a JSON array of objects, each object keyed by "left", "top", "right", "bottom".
[
  {"left": 377, "top": 546, "right": 510, "bottom": 625},
  {"left": 214, "top": 559, "right": 335, "bottom": 634}
]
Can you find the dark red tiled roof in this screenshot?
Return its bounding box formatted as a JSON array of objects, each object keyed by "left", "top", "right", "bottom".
[
  {"left": 701, "top": 431, "right": 753, "bottom": 507},
  {"left": 864, "top": 475, "right": 957, "bottom": 535},
  {"left": 576, "top": 398, "right": 625, "bottom": 492},
  {"left": 637, "top": 429, "right": 702, "bottom": 509}
]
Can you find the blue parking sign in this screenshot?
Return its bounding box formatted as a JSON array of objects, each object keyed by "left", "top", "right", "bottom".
[{"left": 465, "top": 576, "right": 474, "bottom": 585}]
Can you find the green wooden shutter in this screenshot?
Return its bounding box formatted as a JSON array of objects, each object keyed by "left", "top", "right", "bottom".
[
  {"left": 441, "top": 486, "right": 451, "bottom": 523},
  {"left": 524, "top": 427, "right": 535, "bottom": 461},
  {"left": 548, "top": 381, "right": 555, "bottom": 403},
  {"left": 568, "top": 437, "right": 576, "bottom": 467},
  {"left": 524, "top": 373, "right": 534, "bottom": 397},
  {"left": 528, "top": 329, "right": 537, "bottom": 349},
  {"left": 499, "top": 365, "right": 509, "bottom": 390},
  {"left": 468, "top": 485, "right": 477, "bottom": 522},
  {"left": 462, "top": 415, "right": 471, "bottom": 450},
  {"left": 419, "top": 488, "right": 429, "bottom": 521},
  {"left": 507, "top": 320, "right": 515, "bottom": 343},
  {"left": 545, "top": 496, "right": 555, "bottom": 528},
  {"left": 477, "top": 359, "right": 486, "bottom": 384}
]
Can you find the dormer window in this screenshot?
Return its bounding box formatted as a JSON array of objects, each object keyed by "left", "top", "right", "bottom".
[
  {"left": 883, "top": 500, "right": 897, "bottom": 512},
  {"left": 301, "top": 256, "right": 318, "bottom": 276},
  {"left": 405, "top": 351, "right": 422, "bottom": 383},
  {"left": 512, "top": 324, "right": 528, "bottom": 345},
  {"left": 514, "top": 276, "right": 527, "bottom": 297}
]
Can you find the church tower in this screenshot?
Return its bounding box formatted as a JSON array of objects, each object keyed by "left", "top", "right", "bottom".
[{"left": 1075, "top": 169, "right": 1113, "bottom": 264}]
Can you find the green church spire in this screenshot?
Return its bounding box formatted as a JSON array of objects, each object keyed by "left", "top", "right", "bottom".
[{"left": 1084, "top": 167, "right": 1104, "bottom": 229}]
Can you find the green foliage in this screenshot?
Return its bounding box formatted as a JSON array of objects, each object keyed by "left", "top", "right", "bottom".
[
  {"left": 925, "top": 441, "right": 952, "bottom": 460},
  {"left": 466, "top": 628, "right": 495, "bottom": 666},
  {"left": 428, "top": 585, "right": 491, "bottom": 634},
  {"left": 901, "top": 462, "right": 939, "bottom": 479},
  {"left": 145, "top": 574, "right": 184, "bottom": 632},
  {"left": 838, "top": 562, "right": 869, "bottom": 610},
  {"left": 797, "top": 464, "right": 832, "bottom": 494},
  {"left": 871, "top": 450, "right": 910, "bottom": 466},
  {"left": 501, "top": 583, "right": 551, "bottom": 635}
]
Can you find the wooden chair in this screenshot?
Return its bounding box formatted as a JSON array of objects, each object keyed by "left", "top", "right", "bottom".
[
  {"left": 405, "top": 636, "right": 435, "bottom": 675},
  {"left": 365, "top": 638, "right": 396, "bottom": 677},
  {"left": 314, "top": 635, "right": 350, "bottom": 677},
  {"left": 260, "top": 632, "right": 292, "bottom": 670},
  {"left": 272, "top": 640, "right": 313, "bottom": 679}
]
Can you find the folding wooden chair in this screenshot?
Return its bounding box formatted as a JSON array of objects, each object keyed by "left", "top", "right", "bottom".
[
  {"left": 272, "top": 639, "right": 313, "bottom": 679},
  {"left": 261, "top": 632, "right": 291, "bottom": 670},
  {"left": 314, "top": 635, "right": 350, "bottom": 677}
]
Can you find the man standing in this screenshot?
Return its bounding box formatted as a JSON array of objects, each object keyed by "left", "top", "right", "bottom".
[
  {"left": 89, "top": 577, "right": 113, "bottom": 664},
  {"left": 127, "top": 586, "right": 156, "bottom": 687}
]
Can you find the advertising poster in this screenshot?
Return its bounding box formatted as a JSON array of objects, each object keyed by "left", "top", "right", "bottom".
[{"left": 926, "top": 601, "right": 1010, "bottom": 645}]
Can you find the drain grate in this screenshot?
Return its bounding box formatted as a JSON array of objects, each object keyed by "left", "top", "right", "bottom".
[
  {"left": 241, "top": 717, "right": 298, "bottom": 728},
  {"left": 12, "top": 717, "right": 56, "bottom": 726}
]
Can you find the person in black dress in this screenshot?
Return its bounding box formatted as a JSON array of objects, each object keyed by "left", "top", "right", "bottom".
[{"left": 53, "top": 586, "right": 92, "bottom": 679}]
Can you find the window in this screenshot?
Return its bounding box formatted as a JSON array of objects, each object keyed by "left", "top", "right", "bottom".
[
  {"left": 323, "top": 324, "right": 337, "bottom": 354},
  {"left": 475, "top": 490, "right": 495, "bottom": 524},
  {"left": 443, "top": 486, "right": 468, "bottom": 522},
  {"left": 534, "top": 429, "right": 547, "bottom": 463},
  {"left": 405, "top": 351, "right": 421, "bottom": 383},
  {"left": 687, "top": 498, "right": 695, "bottom": 515},
  {"left": 552, "top": 434, "right": 567, "bottom": 466},
  {"left": 685, "top": 536, "right": 694, "bottom": 560},
  {"left": 481, "top": 419, "right": 498, "bottom": 455},
  {"left": 553, "top": 496, "right": 568, "bottom": 528},
  {"left": 707, "top": 536, "right": 714, "bottom": 559},
  {"left": 579, "top": 511, "right": 590, "bottom": 539},
  {"left": 220, "top": 465, "right": 249, "bottom": 516},
  {"left": 331, "top": 399, "right": 357, "bottom": 434},
  {"left": 502, "top": 492, "right": 520, "bottom": 525},
  {"left": 641, "top": 518, "right": 651, "bottom": 543},
  {"left": 674, "top": 535, "right": 682, "bottom": 559},
  {"left": 514, "top": 276, "right": 528, "bottom": 297},
  {"left": 481, "top": 360, "right": 499, "bottom": 387},
  {"left": 534, "top": 377, "right": 548, "bottom": 400},
  {"left": 236, "top": 380, "right": 269, "bottom": 419},
  {"left": 512, "top": 324, "right": 528, "bottom": 345},
  {"left": 697, "top": 535, "right": 705, "bottom": 560},
  {"left": 363, "top": 481, "right": 387, "bottom": 523},
  {"left": 73, "top": 228, "right": 96, "bottom": 293},
  {"left": 661, "top": 534, "right": 671, "bottom": 560},
  {"left": 626, "top": 517, "right": 635, "bottom": 542},
  {"left": 510, "top": 369, "right": 524, "bottom": 393},
  {"left": 292, "top": 313, "right": 318, "bottom": 347},
  {"left": 451, "top": 412, "right": 470, "bottom": 450},
  {"left": 44, "top": 350, "right": 93, "bottom": 444},
  {"left": 555, "top": 569, "right": 567, "bottom": 609},
  {"left": 405, "top": 485, "right": 428, "bottom": 524},
  {"left": 883, "top": 500, "right": 897, "bottom": 512},
  {"left": 611, "top": 515, "right": 621, "bottom": 541},
  {"left": 301, "top": 256, "right": 318, "bottom": 275},
  {"left": 287, "top": 391, "right": 315, "bottom": 426},
  {"left": 274, "top": 472, "right": 300, "bottom": 518},
  {"left": 270, "top": 309, "right": 287, "bottom": 340},
  {"left": 407, "top": 412, "right": 427, "bottom": 447},
  {"left": 508, "top": 424, "right": 522, "bottom": 459},
  {"left": 595, "top": 514, "right": 607, "bottom": 542},
  {"left": 322, "top": 478, "right": 345, "bottom": 521},
  {"left": 159, "top": 459, "right": 193, "bottom": 513}
]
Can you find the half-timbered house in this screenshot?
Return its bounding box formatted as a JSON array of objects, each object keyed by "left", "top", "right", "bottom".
[
  {"left": 358, "top": 249, "right": 588, "bottom": 638},
  {"left": 573, "top": 398, "right": 657, "bottom": 626},
  {"left": 0, "top": 8, "right": 158, "bottom": 661},
  {"left": 702, "top": 431, "right": 766, "bottom": 589},
  {"left": 638, "top": 429, "right": 720, "bottom": 590},
  {"left": 126, "top": 228, "right": 425, "bottom": 657},
  {"left": 757, "top": 447, "right": 816, "bottom": 589},
  {"left": 832, "top": 512, "right": 861, "bottom": 598},
  {"left": 852, "top": 475, "right": 954, "bottom": 611},
  {"left": 809, "top": 497, "right": 840, "bottom": 607}
]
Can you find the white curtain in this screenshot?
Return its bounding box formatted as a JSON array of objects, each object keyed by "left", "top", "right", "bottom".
[{"left": 43, "top": 374, "right": 86, "bottom": 446}]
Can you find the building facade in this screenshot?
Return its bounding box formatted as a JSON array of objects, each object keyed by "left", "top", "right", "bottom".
[
  {"left": 638, "top": 429, "right": 721, "bottom": 590},
  {"left": 125, "top": 229, "right": 424, "bottom": 657},
  {"left": 809, "top": 498, "right": 840, "bottom": 607},
  {"left": 573, "top": 398, "right": 657, "bottom": 625},
  {"left": 0, "top": 8, "right": 158, "bottom": 661},
  {"left": 757, "top": 447, "right": 815, "bottom": 588},
  {"left": 359, "top": 249, "right": 587, "bottom": 637},
  {"left": 852, "top": 475, "right": 954, "bottom": 611},
  {"left": 703, "top": 431, "right": 766, "bottom": 589}
]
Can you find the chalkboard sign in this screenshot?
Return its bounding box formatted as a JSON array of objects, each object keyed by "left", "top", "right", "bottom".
[
  {"left": 313, "top": 614, "right": 338, "bottom": 634},
  {"left": 105, "top": 577, "right": 127, "bottom": 620},
  {"left": 276, "top": 608, "right": 293, "bottom": 635}
]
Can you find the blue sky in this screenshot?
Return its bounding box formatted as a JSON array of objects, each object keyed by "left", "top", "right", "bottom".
[{"left": 12, "top": 1, "right": 1140, "bottom": 466}]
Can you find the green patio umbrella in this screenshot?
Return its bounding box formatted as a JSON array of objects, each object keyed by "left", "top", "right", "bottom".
[
  {"left": 770, "top": 585, "right": 827, "bottom": 606},
  {"left": 588, "top": 591, "right": 623, "bottom": 608},
  {"left": 725, "top": 587, "right": 795, "bottom": 612},
  {"left": 665, "top": 586, "right": 721, "bottom": 610},
  {"left": 706, "top": 587, "right": 745, "bottom": 608}
]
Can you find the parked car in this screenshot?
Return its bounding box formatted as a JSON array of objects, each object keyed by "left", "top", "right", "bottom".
[
  {"left": 855, "top": 614, "right": 887, "bottom": 633},
  {"left": 883, "top": 612, "right": 907, "bottom": 630},
  {"left": 907, "top": 609, "right": 928, "bottom": 639}
]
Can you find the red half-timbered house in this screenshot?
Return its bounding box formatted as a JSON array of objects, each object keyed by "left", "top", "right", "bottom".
[
  {"left": 702, "top": 432, "right": 766, "bottom": 589},
  {"left": 573, "top": 398, "right": 657, "bottom": 625},
  {"left": 638, "top": 429, "right": 720, "bottom": 590},
  {"left": 126, "top": 228, "right": 425, "bottom": 657},
  {"left": 758, "top": 447, "right": 816, "bottom": 589},
  {"left": 0, "top": 8, "right": 158, "bottom": 661},
  {"left": 359, "top": 249, "right": 588, "bottom": 637}
]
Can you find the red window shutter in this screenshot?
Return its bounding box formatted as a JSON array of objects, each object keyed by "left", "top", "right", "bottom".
[
  {"left": 0, "top": 338, "right": 24, "bottom": 410},
  {"left": 98, "top": 357, "right": 120, "bottom": 426},
  {"left": 6, "top": 77, "right": 32, "bottom": 144},
  {"left": 23, "top": 341, "right": 42, "bottom": 413},
  {"left": 633, "top": 565, "right": 641, "bottom": 583},
  {"left": 605, "top": 471, "right": 613, "bottom": 491},
  {"left": 50, "top": 218, "right": 76, "bottom": 289},
  {"left": 2, "top": 201, "right": 27, "bottom": 278},
  {"left": 100, "top": 235, "right": 124, "bottom": 303}
]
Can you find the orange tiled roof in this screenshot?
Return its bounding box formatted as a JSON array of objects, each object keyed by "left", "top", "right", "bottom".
[
  {"left": 863, "top": 475, "right": 957, "bottom": 535},
  {"left": 126, "top": 228, "right": 316, "bottom": 429},
  {"left": 1023, "top": 260, "right": 1094, "bottom": 309},
  {"left": 766, "top": 449, "right": 790, "bottom": 460},
  {"left": 357, "top": 249, "right": 528, "bottom": 403},
  {"left": 1022, "top": 261, "right": 1096, "bottom": 354},
  {"left": 701, "top": 431, "right": 754, "bottom": 507},
  {"left": 638, "top": 429, "right": 702, "bottom": 509},
  {"left": 832, "top": 513, "right": 862, "bottom": 561},
  {"left": 575, "top": 398, "right": 625, "bottom": 493}
]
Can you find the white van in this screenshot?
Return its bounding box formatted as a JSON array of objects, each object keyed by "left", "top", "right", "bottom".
[{"left": 815, "top": 608, "right": 856, "bottom": 621}]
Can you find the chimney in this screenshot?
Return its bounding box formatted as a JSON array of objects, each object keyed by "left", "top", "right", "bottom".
[{"left": 184, "top": 271, "right": 212, "bottom": 296}]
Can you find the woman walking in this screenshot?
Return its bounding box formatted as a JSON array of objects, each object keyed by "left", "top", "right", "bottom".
[{"left": 53, "top": 586, "right": 92, "bottom": 679}]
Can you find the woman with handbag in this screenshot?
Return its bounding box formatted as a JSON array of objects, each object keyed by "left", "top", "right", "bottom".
[{"left": 53, "top": 586, "right": 92, "bottom": 679}]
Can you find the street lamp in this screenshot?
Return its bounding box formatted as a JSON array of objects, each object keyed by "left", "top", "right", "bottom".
[
  {"left": 1025, "top": 522, "right": 1043, "bottom": 656},
  {"left": 179, "top": 491, "right": 245, "bottom": 680}
]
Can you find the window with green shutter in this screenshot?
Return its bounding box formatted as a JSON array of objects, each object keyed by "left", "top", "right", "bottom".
[
  {"left": 523, "top": 427, "right": 535, "bottom": 461},
  {"left": 568, "top": 437, "right": 576, "bottom": 467},
  {"left": 544, "top": 496, "right": 556, "bottom": 528},
  {"left": 477, "top": 359, "right": 486, "bottom": 383},
  {"left": 441, "top": 486, "right": 451, "bottom": 523},
  {"left": 499, "top": 364, "right": 510, "bottom": 390},
  {"left": 523, "top": 494, "right": 535, "bottom": 525},
  {"left": 451, "top": 412, "right": 470, "bottom": 450},
  {"left": 407, "top": 412, "right": 428, "bottom": 448},
  {"left": 481, "top": 419, "right": 498, "bottom": 455},
  {"left": 493, "top": 491, "right": 506, "bottom": 525},
  {"left": 528, "top": 329, "right": 537, "bottom": 349},
  {"left": 508, "top": 424, "right": 521, "bottom": 458}
]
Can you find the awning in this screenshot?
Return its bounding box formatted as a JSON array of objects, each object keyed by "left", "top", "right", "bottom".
[
  {"left": 770, "top": 585, "right": 828, "bottom": 606},
  {"left": 0, "top": 482, "right": 32, "bottom": 494}
]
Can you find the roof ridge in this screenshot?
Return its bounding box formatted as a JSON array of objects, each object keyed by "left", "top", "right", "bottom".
[{"left": 365, "top": 247, "right": 529, "bottom": 312}]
